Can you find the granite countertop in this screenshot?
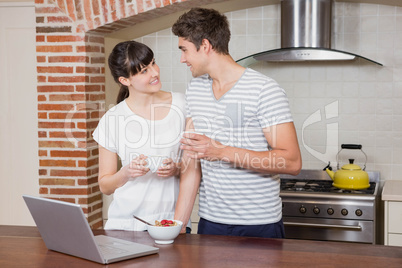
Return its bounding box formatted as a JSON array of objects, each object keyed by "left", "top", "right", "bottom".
[{"left": 382, "top": 180, "right": 402, "bottom": 201}]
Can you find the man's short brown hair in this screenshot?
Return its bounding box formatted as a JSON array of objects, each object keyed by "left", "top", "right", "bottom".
[{"left": 172, "top": 7, "right": 230, "bottom": 55}]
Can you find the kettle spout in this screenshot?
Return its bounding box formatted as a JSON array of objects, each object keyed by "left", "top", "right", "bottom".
[
  {"left": 325, "top": 169, "right": 335, "bottom": 181},
  {"left": 323, "top": 162, "right": 335, "bottom": 181}
]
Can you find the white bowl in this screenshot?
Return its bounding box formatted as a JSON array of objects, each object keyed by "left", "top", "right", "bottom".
[{"left": 147, "top": 220, "right": 183, "bottom": 244}]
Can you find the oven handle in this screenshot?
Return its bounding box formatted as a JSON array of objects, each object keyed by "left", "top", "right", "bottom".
[{"left": 283, "top": 222, "right": 362, "bottom": 230}]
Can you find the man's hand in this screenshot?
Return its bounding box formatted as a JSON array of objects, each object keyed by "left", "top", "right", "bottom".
[{"left": 180, "top": 132, "right": 224, "bottom": 161}]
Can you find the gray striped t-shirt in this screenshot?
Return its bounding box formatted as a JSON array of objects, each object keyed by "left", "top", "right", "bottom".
[{"left": 185, "top": 68, "right": 293, "bottom": 225}]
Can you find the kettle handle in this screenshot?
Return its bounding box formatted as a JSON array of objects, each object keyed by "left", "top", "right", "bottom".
[
  {"left": 336, "top": 144, "right": 367, "bottom": 170},
  {"left": 341, "top": 144, "right": 362, "bottom": 150}
]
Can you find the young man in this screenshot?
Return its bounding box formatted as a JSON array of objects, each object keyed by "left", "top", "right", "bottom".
[{"left": 172, "top": 7, "right": 302, "bottom": 238}]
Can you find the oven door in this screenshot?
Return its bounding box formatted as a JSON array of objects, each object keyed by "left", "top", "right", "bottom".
[{"left": 283, "top": 217, "right": 374, "bottom": 244}]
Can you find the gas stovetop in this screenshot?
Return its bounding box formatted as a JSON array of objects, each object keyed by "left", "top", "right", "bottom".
[
  {"left": 279, "top": 169, "right": 380, "bottom": 198},
  {"left": 280, "top": 179, "right": 376, "bottom": 195}
]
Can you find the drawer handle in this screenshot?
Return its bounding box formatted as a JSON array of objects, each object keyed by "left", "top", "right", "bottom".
[{"left": 284, "top": 222, "right": 362, "bottom": 230}]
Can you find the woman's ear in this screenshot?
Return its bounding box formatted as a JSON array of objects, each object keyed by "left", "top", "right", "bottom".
[{"left": 118, "top": 76, "right": 130, "bottom": 87}]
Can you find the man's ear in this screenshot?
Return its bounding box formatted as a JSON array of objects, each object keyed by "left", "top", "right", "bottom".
[
  {"left": 201, "top": 38, "right": 212, "bottom": 53},
  {"left": 118, "top": 76, "right": 130, "bottom": 87}
]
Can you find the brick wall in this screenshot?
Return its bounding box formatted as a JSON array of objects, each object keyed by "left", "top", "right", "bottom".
[{"left": 35, "top": 0, "right": 226, "bottom": 228}]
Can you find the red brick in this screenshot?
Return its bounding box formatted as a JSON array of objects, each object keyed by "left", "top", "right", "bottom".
[
  {"left": 76, "top": 66, "right": 101, "bottom": 74},
  {"left": 38, "top": 112, "right": 48, "bottom": 119},
  {"left": 50, "top": 169, "right": 87, "bottom": 177},
  {"left": 47, "top": 16, "right": 71, "bottom": 23},
  {"left": 39, "top": 169, "right": 47, "bottom": 175},
  {"left": 48, "top": 76, "right": 87, "bottom": 83},
  {"left": 100, "top": 0, "right": 108, "bottom": 23},
  {"left": 37, "top": 76, "right": 46, "bottom": 83},
  {"left": 118, "top": 0, "right": 125, "bottom": 17},
  {"left": 40, "top": 159, "right": 76, "bottom": 167},
  {"left": 47, "top": 35, "right": 85, "bottom": 42},
  {"left": 49, "top": 94, "right": 85, "bottom": 101},
  {"left": 37, "top": 55, "right": 46, "bottom": 62},
  {"left": 49, "top": 112, "right": 86, "bottom": 119},
  {"left": 38, "top": 122, "right": 75, "bottom": 129},
  {"left": 88, "top": 93, "right": 105, "bottom": 101},
  {"left": 50, "top": 150, "right": 88, "bottom": 158},
  {"left": 88, "top": 211, "right": 103, "bottom": 225},
  {"left": 50, "top": 197, "right": 76, "bottom": 204},
  {"left": 38, "top": 85, "right": 75, "bottom": 93},
  {"left": 37, "top": 66, "right": 74, "bottom": 73},
  {"left": 36, "top": 16, "right": 45, "bottom": 23},
  {"left": 38, "top": 103, "right": 75, "bottom": 111},
  {"left": 90, "top": 219, "right": 104, "bottom": 229},
  {"left": 76, "top": 45, "right": 101, "bottom": 53},
  {"left": 39, "top": 150, "right": 48, "bottom": 157},
  {"left": 88, "top": 36, "right": 104, "bottom": 44},
  {"left": 90, "top": 76, "right": 105, "bottom": 83},
  {"left": 35, "top": 6, "right": 62, "bottom": 13},
  {"left": 36, "top": 36, "right": 45, "bottom": 42},
  {"left": 48, "top": 56, "right": 88, "bottom": 63},
  {"left": 40, "top": 178, "right": 76, "bottom": 186},
  {"left": 154, "top": 0, "right": 162, "bottom": 8},
  {"left": 66, "top": 0, "right": 77, "bottom": 21},
  {"left": 50, "top": 187, "right": 89, "bottom": 195},
  {"left": 78, "top": 158, "right": 98, "bottom": 168},
  {"left": 38, "top": 95, "right": 47, "bottom": 101},
  {"left": 50, "top": 131, "right": 86, "bottom": 139},
  {"left": 38, "top": 141, "right": 75, "bottom": 148},
  {"left": 92, "top": 0, "right": 100, "bottom": 16},
  {"left": 76, "top": 84, "right": 102, "bottom": 92},
  {"left": 83, "top": 0, "right": 93, "bottom": 22},
  {"left": 36, "top": 45, "right": 73, "bottom": 53},
  {"left": 38, "top": 131, "right": 47, "bottom": 138},
  {"left": 36, "top": 26, "right": 72, "bottom": 33},
  {"left": 39, "top": 187, "right": 49, "bottom": 194}
]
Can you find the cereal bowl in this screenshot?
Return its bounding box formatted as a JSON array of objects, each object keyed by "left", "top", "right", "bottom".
[{"left": 147, "top": 220, "right": 183, "bottom": 244}]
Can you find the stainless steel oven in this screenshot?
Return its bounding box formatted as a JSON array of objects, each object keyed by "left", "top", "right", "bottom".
[{"left": 280, "top": 170, "right": 380, "bottom": 244}]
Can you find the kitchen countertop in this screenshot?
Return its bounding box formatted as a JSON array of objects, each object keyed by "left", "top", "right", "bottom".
[
  {"left": 1, "top": 225, "right": 402, "bottom": 267},
  {"left": 382, "top": 180, "right": 402, "bottom": 201}
]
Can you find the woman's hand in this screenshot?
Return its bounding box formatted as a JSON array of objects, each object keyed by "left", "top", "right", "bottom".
[
  {"left": 157, "top": 158, "right": 180, "bottom": 177},
  {"left": 121, "top": 154, "right": 150, "bottom": 181}
]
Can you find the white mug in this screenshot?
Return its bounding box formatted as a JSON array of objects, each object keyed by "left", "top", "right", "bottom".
[{"left": 145, "top": 155, "right": 169, "bottom": 173}]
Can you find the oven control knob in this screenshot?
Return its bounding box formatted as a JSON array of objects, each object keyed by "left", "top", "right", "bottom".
[
  {"left": 327, "top": 208, "right": 334, "bottom": 215},
  {"left": 355, "top": 209, "right": 363, "bottom": 217},
  {"left": 341, "top": 209, "right": 348, "bottom": 216},
  {"left": 313, "top": 207, "right": 320, "bottom": 214},
  {"left": 299, "top": 206, "right": 307, "bottom": 214}
]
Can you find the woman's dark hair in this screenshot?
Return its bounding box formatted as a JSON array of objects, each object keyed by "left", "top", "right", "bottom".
[
  {"left": 108, "top": 41, "right": 154, "bottom": 103},
  {"left": 172, "top": 8, "right": 230, "bottom": 55}
]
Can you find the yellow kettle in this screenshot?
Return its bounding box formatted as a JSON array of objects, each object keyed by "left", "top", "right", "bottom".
[{"left": 324, "top": 144, "right": 370, "bottom": 190}]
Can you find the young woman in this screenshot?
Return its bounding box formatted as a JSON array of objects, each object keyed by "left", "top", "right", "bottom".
[{"left": 93, "top": 41, "right": 189, "bottom": 231}]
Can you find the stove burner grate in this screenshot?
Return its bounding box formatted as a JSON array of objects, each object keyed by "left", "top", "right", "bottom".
[{"left": 280, "top": 179, "right": 376, "bottom": 195}]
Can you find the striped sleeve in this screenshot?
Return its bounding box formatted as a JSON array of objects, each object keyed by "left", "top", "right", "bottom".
[{"left": 257, "top": 79, "right": 293, "bottom": 128}]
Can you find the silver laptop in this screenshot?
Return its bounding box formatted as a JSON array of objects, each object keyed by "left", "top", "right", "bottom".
[{"left": 23, "top": 195, "right": 159, "bottom": 264}]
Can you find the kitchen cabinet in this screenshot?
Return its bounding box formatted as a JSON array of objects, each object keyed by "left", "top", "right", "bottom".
[{"left": 382, "top": 180, "right": 402, "bottom": 246}]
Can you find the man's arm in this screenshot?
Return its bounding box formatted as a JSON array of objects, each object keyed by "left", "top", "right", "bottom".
[
  {"left": 174, "top": 118, "right": 202, "bottom": 233},
  {"left": 180, "top": 122, "right": 301, "bottom": 175}
]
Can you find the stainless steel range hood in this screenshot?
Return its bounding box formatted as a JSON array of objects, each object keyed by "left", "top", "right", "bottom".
[{"left": 237, "top": 0, "right": 382, "bottom": 66}]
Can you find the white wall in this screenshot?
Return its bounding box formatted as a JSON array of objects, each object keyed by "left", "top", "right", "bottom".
[{"left": 0, "top": 2, "right": 38, "bottom": 225}]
